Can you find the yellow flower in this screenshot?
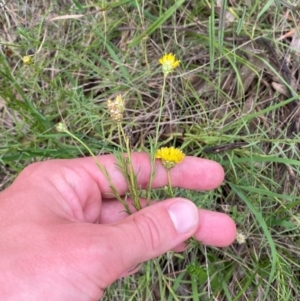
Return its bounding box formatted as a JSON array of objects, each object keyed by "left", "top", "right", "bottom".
[
  {"left": 22, "top": 55, "right": 32, "bottom": 65},
  {"left": 155, "top": 147, "right": 185, "bottom": 170},
  {"left": 107, "top": 94, "right": 125, "bottom": 122},
  {"left": 159, "top": 53, "right": 180, "bottom": 76}
]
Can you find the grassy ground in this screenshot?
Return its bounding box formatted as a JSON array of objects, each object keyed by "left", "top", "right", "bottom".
[{"left": 1, "top": 0, "right": 300, "bottom": 300}]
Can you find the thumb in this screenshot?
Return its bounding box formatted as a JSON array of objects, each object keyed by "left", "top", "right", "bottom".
[{"left": 97, "top": 198, "right": 199, "bottom": 284}]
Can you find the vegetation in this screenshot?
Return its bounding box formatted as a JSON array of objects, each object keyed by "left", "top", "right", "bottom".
[{"left": 1, "top": 0, "right": 300, "bottom": 300}]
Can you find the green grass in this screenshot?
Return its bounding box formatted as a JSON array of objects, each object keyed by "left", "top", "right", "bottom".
[{"left": 1, "top": 0, "right": 300, "bottom": 300}]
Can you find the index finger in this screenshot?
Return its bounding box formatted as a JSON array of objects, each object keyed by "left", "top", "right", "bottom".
[{"left": 74, "top": 152, "right": 224, "bottom": 197}]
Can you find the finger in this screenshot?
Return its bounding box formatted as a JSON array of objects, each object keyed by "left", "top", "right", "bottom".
[
  {"left": 99, "top": 198, "right": 149, "bottom": 224},
  {"left": 194, "top": 209, "right": 236, "bottom": 247},
  {"left": 99, "top": 199, "right": 236, "bottom": 247},
  {"left": 99, "top": 199, "right": 236, "bottom": 263},
  {"left": 12, "top": 153, "right": 223, "bottom": 223},
  {"left": 72, "top": 152, "right": 224, "bottom": 196},
  {"left": 89, "top": 198, "right": 200, "bottom": 286},
  {"left": 171, "top": 242, "right": 187, "bottom": 252},
  {"left": 170, "top": 209, "right": 237, "bottom": 249}
]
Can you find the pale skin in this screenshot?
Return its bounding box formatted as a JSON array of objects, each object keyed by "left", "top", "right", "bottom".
[{"left": 0, "top": 153, "right": 236, "bottom": 301}]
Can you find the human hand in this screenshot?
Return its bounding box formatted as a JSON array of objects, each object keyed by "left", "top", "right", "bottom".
[{"left": 0, "top": 153, "right": 236, "bottom": 301}]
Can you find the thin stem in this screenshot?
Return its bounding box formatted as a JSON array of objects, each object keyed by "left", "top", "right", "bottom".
[
  {"left": 167, "top": 169, "right": 174, "bottom": 198},
  {"left": 155, "top": 75, "right": 167, "bottom": 146},
  {"left": 150, "top": 75, "right": 167, "bottom": 203},
  {"left": 119, "top": 124, "right": 142, "bottom": 211},
  {"left": 146, "top": 142, "right": 156, "bottom": 206},
  {"left": 63, "top": 129, "right": 97, "bottom": 160}
]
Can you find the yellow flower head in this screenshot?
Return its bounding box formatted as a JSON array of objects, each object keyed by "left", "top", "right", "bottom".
[
  {"left": 159, "top": 53, "right": 180, "bottom": 76},
  {"left": 22, "top": 55, "right": 32, "bottom": 65},
  {"left": 155, "top": 147, "right": 185, "bottom": 170},
  {"left": 107, "top": 94, "right": 125, "bottom": 122}
]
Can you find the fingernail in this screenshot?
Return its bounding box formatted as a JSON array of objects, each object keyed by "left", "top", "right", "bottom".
[{"left": 167, "top": 200, "right": 198, "bottom": 234}]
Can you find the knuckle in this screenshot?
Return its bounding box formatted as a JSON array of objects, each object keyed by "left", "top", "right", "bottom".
[
  {"left": 132, "top": 213, "right": 163, "bottom": 253},
  {"left": 18, "top": 161, "right": 45, "bottom": 179}
]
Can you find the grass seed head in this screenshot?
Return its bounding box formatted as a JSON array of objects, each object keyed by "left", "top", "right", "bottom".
[{"left": 107, "top": 94, "right": 125, "bottom": 122}]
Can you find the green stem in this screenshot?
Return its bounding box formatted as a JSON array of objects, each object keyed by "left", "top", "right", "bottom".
[
  {"left": 155, "top": 75, "right": 167, "bottom": 146},
  {"left": 146, "top": 145, "right": 156, "bottom": 206},
  {"left": 63, "top": 128, "right": 98, "bottom": 160},
  {"left": 167, "top": 169, "right": 174, "bottom": 198},
  {"left": 150, "top": 75, "right": 167, "bottom": 202},
  {"left": 119, "top": 124, "right": 142, "bottom": 211}
]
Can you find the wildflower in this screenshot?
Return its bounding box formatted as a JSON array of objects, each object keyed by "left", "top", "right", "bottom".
[
  {"left": 56, "top": 122, "right": 68, "bottom": 132},
  {"left": 107, "top": 94, "right": 125, "bottom": 122},
  {"left": 155, "top": 146, "right": 185, "bottom": 170},
  {"left": 22, "top": 55, "right": 32, "bottom": 65},
  {"left": 159, "top": 53, "right": 180, "bottom": 76},
  {"left": 236, "top": 231, "right": 247, "bottom": 244}
]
